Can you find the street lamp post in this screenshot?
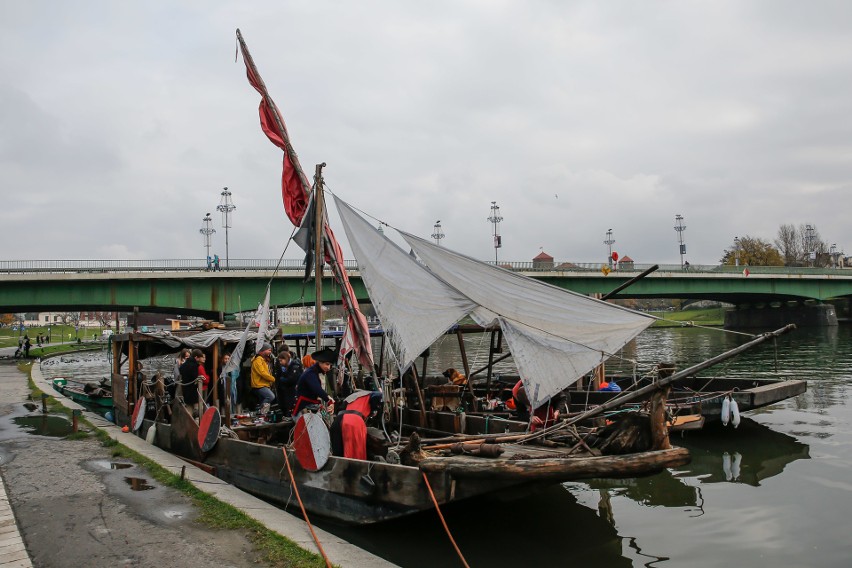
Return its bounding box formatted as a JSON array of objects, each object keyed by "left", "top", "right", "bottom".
[
  {"left": 734, "top": 236, "right": 740, "bottom": 267},
  {"left": 604, "top": 229, "right": 615, "bottom": 268},
  {"left": 200, "top": 212, "right": 216, "bottom": 266},
  {"left": 805, "top": 224, "right": 815, "bottom": 267},
  {"left": 487, "top": 202, "right": 503, "bottom": 264},
  {"left": 830, "top": 243, "right": 837, "bottom": 268},
  {"left": 431, "top": 220, "right": 444, "bottom": 246},
  {"left": 674, "top": 214, "right": 686, "bottom": 268},
  {"left": 217, "top": 187, "right": 236, "bottom": 271}
]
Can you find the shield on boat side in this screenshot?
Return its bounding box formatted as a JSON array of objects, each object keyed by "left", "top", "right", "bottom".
[
  {"left": 292, "top": 413, "right": 331, "bottom": 471},
  {"left": 131, "top": 397, "right": 146, "bottom": 432},
  {"left": 198, "top": 407, "right": 221, "bottom": 452}
]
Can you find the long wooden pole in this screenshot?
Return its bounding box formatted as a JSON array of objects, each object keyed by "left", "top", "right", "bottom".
[
  {"left": 562, "top": 324, "right": 797, "bottom": 427},
  {"left": 601, "top": 264, "right": 659, "bottom": 301},
  {"left": 313, "top": 163, "right": 326, "bottom": 349}
]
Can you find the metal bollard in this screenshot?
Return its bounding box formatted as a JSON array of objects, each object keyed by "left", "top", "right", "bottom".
[{"left": 41, "top": 393, "right": 49, "bottom": 413}]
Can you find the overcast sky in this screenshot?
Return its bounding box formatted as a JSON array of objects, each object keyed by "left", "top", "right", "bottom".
[{"left": 2, "top": 1, "right": 850, "bottom": 266}]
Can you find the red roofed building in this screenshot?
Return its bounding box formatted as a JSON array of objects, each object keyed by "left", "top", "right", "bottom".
[
  {"left": 533, "top": 251, "right": 554, "bottom": 269},
  {"left": 619, "top": 255, "right": 635, "bottom": 269}
]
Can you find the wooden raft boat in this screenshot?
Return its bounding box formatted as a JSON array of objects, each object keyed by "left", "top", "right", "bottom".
[{"left": 52, "top": 377, "right": 113, "bottom": 408}]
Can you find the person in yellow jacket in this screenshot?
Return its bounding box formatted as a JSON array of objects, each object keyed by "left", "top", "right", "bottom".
[{"left": 251, "top": 343, "right": 276, "bottom": 414}]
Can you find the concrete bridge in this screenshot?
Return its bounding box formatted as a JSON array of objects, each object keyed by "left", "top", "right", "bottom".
[{"left": 1, "top": 259, "right": 850, "bottom": 326}]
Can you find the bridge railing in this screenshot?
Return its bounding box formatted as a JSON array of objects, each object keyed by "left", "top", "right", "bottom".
[
  {"left": 0, "top": 259, "right": 357, "bottom": 274},
  {"left": 0, "top": 259, "right": 847, "bottom": 276}
]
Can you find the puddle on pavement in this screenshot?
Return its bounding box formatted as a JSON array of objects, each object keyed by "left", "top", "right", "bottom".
[
  {"left": 12, "top": 415, "right": 73, "bottom": 437},
  {"left": 88, "top": 459, "right": 135, "bottom": 471},
  {"left": 124, "top": 477, "right": 155, "bottom": 491}
]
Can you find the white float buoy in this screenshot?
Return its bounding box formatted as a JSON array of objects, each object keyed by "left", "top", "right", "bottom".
[{"left": 721, "top": 396, "right": 731, "bottom": 426}]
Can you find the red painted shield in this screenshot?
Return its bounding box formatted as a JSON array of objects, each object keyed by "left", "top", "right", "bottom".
[
  {"left": 130, "top": 397, "right": 146, "bottom": 432},
  {"left": 197, "top": 407, "right": 221, "bottom": 452},
  {"left": 292, "top": 413, "right": 331, "bottom": 471}
]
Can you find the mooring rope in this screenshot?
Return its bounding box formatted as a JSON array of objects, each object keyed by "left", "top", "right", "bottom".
[
  {"left": 281, "top": 448, "right": 333, "bottom": 568},
  {"left": 421, "top": 472, "right": 471, "bottom": 568}
]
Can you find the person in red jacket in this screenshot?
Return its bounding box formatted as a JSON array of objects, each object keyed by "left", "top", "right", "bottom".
[
  {"left": 330, "top": 390, "right": 383, "bottom": 460},
  {"left": 511, "top": 380, "right": 566, "bottom": 432}
]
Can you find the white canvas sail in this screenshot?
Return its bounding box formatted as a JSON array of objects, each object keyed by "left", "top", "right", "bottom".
[
  {"left": 334, "top": 196, "right": 478, "bottom": 372},
  {"left": 254, "top": 288, "right": 271, "bottom": 355},
  {"left": 401, "top": 232, "right": 655, "bottom": 409}
]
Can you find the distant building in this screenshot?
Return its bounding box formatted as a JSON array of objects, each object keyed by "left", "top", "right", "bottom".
[
  {"left": 619, "top": 255, "right": 635, "bottom": 270},
  {"left": 532, "top": 251, "right": 554, "bottom": 269}
]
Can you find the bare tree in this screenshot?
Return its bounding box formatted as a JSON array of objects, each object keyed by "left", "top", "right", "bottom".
[{"left": 775, "top": 224, "right": 800, "bottom": 266}]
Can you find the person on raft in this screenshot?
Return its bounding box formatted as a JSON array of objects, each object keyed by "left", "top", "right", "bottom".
[
  {"left": 511, "top": 379, "right": 568, "bottom": 432},
  {"left": 330, "top": 390, "right": 384, "bottom": 460},
  {"left": 293, "top": 348, "right": 336, "bottom": 415}
]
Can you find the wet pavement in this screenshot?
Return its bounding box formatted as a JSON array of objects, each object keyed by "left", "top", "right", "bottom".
[{"left": 0, "top": 358, "right": 393, "bottom": 568}]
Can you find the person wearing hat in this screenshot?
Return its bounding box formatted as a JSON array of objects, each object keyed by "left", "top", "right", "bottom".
[
  {"left": 251, "top": 343, "right": 277, "bottom": 414},
  {"left": 292, "top": 348, "right": 336, "bottom": 416},
  {"left": 330, "top": 390, "right": 383, "bottom": 460}
]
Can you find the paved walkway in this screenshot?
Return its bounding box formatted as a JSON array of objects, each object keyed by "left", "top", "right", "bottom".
[
  {"left": 0, "top": 474, "right": 31, "bottom": 568},
  {"left": 0, "top": 361, "right": 395, "bottom": 568}
]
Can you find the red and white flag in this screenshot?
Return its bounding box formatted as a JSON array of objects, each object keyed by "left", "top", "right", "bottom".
[{"left": 237, "top": 29, "right": 374, "bottom": 370}]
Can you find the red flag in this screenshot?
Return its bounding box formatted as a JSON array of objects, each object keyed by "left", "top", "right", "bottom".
[
  {"left": 237, "top": 30, "right": 310, "bottom": 225},
  {"left": 236, "top": 30, "right": 374, "bottom": 369}
]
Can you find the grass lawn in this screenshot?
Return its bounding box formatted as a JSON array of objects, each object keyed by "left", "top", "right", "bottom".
[
  {"left": 650, "top": 307, "right": 727, "bottom": 327},
  {"left": 0, "top": 325, "right": 112, "bottom": 348}
]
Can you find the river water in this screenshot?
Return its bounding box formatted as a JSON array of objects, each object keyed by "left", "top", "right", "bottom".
[{"left": 40, "top": 326, "right": 851, "bottom": 567}]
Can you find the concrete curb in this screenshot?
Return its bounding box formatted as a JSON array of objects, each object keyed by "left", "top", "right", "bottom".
[{"left": 31, "top": 364, "right": 397, "bottom": 568}]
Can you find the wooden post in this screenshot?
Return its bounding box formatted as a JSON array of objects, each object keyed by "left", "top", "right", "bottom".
[
  {"left": 455, "top": 329, "right": 477, "bottom": 411},
  {"left": 484, "top": 329, "right": 498, "bottom": 398},
  {"left": 211, "top": 342, "right": 220, "bottom": 408},
  {"left": 128, "top": 338, "right": 137, "bottom": 406},
  {"left": 649, "top": 386, "right": 672, "bottom": 450},
  {"left": 410, "top": 366, "right": 428, "bottom": 428}
]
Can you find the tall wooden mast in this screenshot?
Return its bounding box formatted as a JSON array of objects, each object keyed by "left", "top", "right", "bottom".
[{"left": 313, "top": 163, "right": 326, "bottom": 349}]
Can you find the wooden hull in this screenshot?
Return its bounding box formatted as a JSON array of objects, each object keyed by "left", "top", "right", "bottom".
[{"left": 143, "top": 404, "right": 690, "bottom": 525}]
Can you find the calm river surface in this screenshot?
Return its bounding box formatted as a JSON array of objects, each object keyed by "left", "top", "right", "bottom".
[{"left": 41, "top": 326, "right": 851, "bottom": 567}]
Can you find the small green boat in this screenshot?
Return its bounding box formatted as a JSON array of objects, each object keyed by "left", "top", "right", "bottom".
[{"left": 52, "top": 377, "right": 113, "bottom": 408}]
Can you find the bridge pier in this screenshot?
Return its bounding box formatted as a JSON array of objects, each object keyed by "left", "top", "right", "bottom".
[{"left": 725, "top": 302, "right": 838, "bottom": 329}]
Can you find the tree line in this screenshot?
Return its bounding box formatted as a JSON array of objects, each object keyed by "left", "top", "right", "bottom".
[{"left": 720, "top": 223, "right": 842, "bottom": 267}]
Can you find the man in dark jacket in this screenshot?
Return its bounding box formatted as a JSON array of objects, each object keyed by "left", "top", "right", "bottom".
[
  {"left": 274, "top": 350, "right": 302, "bottom": 415},
  {"left": 293, "top": 348, "right": 336, "bottom": 415}
]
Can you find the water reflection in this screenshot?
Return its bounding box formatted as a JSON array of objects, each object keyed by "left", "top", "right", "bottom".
[{"left": 583, "top": 418, "right": 810, "bottom": 516}]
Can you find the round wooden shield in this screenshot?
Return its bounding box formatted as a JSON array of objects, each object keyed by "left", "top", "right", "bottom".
[
  {"left": 292, "top": 413, "right": 331, "bottom": 471},
  {"left": 130, "top": 397, "right": 146, "bottom": 432},
  {"left": 197, "top": 407, "right": 221, "bottom": 452}
]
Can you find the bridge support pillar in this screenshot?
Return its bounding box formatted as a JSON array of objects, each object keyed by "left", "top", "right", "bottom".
[{"left": 725, "top": 302, "right": 838, "bottom": 329}]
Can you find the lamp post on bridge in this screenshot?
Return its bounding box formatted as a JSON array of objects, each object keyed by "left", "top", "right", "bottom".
[
  {"left": 217, "top": 187, "right": 236, "bottom": 271},
  {"left": 674, "top": 214, "right": 686, "bottom": 269},
  {"left": 734, "top": 236, "right": 740, "bottom": 267},
  {"left": 200, "top": 213, "right": 215, "bottom": 267},
  {"left": 604, "top": 229, "right": 615, "bottom": 268},
  {"left": 488, "top": 202, "right": 503, "bottom": 264},
  {"left": 830, "top": 243, "right": 837, "bottom": 268},
  {"left": 431, "top": 220, "right": 444, "bottom": 246}
]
